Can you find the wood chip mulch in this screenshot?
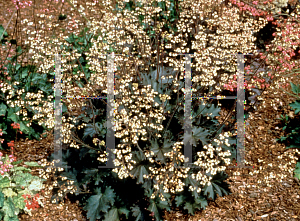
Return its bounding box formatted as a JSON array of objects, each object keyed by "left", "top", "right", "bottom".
[
  {"left": 1, "top": 0, "right": 300, "bottom": 220},
  {"left": 165, "top": 76, "right": 300, "bottom": 220}
]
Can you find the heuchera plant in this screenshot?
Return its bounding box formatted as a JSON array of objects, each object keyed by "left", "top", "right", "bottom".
[
  {"left": 0, "top": 153, "right": 46, "bottom": 220},
  {"left": 0, "top": 123, "right": 46, "bottom": 220}
]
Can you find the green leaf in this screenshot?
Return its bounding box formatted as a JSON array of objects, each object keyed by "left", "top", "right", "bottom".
[
  {"left": 289, "top": 100, "right": 300, "bottom": 115},
  {"left": 157, "top": 1, "right": 166, "bottom": 10},
  {"left": 104, "top": 207, "right": 119, "bottom": 221},
  {"left": 0, "top": 25, "right": 8, "bottom": 40},
  {"left": 193, "top": 127, "right": 211, "bottom": 145},
  {"left": 202, "top": 102, "right": 221, "bottom": 118},
  {"left": 13, "top": 194, "right": 26, "bottom": 215},
  {"left": 10, "top": 166, "right": 31, "bottom": 172},
  {"left": 0, "top": 103, "right": 7, "bottom": 116},
  {"left": 25, "top": 81, "right": 30, "bottom": 92},
  {"left": 28, "top": 179, "right": 44, "bottom": 191},
  {"left": 118, "top": 207, "right": 129, "bottom": 219},
  {"left": 184, "top": 175, "right": 199, "bottom": 191},
  {"left": 183, "top": 202, "right": 201, "bottom": 215},
  {"left": 83, "top": 186, "right": 116, "bottom": 221},
  {"left": 2, "top": 188, "right": 17, "bottom": 198},
  {"left": 11, "top": 159, "right": 23, "bottom": 165},
  {"left": 24, "top": 162, "right": 42, "bottom": 167},
  {"left": 0, "top": 192, "right": 4, "bottom": 207},
  {"left": 62, "top": 102, "right": 68, "bottom": 113},
  {"left": 3, "top": 197, "right": 15, "bottom": 217},
  {"left": 280, "top": 136, "right": 287, "bottom": 141},
  {"left": 202, "top": 173, "right": 231, "bottom": 201},
  {"left": 290, "top": 82, "right": 300, "bottom": 95},
  {"left": 83, "top": 123, "right": 99, "bottom": 140},
  {"left": 131, "top": 205, "right": 143, "bottom": 221},
  {"left": 19, "top": 122, "right": 30, "bottom": 134},
  {"left": 149, "top": 138, "right": 172, "bottom": 163},
  {"left": 130, "top": 151, "right": 149, "bottom": 184},
  {"left": 7, "top": 108, "right": 19, "bottom": 123},
  {"left": 16, "top": 46, "right": 22, "bottom": 54},
  {"left": 211, "top": 182, "right": 229, "bottom": 198},
  {"left": 286, "top": 143, "right": 300, "bottom": 149},
  {"left": 175, "top": 195, "right": 185, "bottom": 207},
  {"left": 147, "top": 201, "right": 160, "bottom": 221},
  {"left": 14, "top": 172, "right": 33, "bottom": 187},
  {"left": 294, "top": 162, "right": 300, "bottom": 180},
  {"left": 3, "top": 214, "right": 19, "bottom": 221},
  {"left": 194, "top": 195, "right": 208, "bottom": 210},
  {"left": 32, "top": 132, "right": 41, "bottom": 140},
  {"left": 0, "top": 176, "right": 10, "bottom": 188},
  {"left": 181, "top": 127, "right": 211, "bottom": 147},
  {"left": 203, "top": 182, "right": 215, "bottom": 200},
  {"left": 31, "top": 73, "right": 43, "bottom": 84},
  {"left": 16, "top": 64, "right": 21, "bottom": 71},
  {"left": 21, "top": 68, "right": 28, "bottom": 78}
]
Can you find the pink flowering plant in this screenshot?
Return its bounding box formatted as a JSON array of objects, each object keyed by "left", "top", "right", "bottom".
[
  {"left": 224, "top": 0, "right": 300, "bottom": 93},
  {"left": 0, "top": 124, "right": 46, "bottom": 220},
  {"left": 0, "top": 152, "right": 46, "bottom": 220}
]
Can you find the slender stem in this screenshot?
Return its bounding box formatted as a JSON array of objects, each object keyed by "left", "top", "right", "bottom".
[
  {"left": 162, "top": 79, "right": 181, "bottom": 138},
  {"left": 246, "top": 51, "right": 272, "bottom": 111},
  {"left": 70, "top": 131, "right": 98, "bottom": 151},
  {"left": 88, "top": 99, "right": 101, "bottom": 135},
  {"left": 162, "top": 96, "right": 184, "bottom": 138},
  {"left": 136, "top": 138, "right": 145, "bottom": 160},
  {"left": 0, "top": 94, "right": 7, "bottom": 101},
  {"left": 70, "top": 44, "right": 98, "bottom": 96},
  {"left": 15, "top": 8, "right": 19, "bottom": 74},
  {"left": 208, "top": 101, "right": 236, "bottom": 144},
  {"left": 0, "top": 8, "right": 17, "bottom": 41},
  {"left": 3, "top": 18, "right": 17, "bottom": 68},
  {"left": 193, "top": 99, "right": 214, "bottom": 120}
]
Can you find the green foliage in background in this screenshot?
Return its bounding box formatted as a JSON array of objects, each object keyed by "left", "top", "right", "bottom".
[
  {"left": 276, "top": 82, "right": 300, "bottom": 150},
  {"left": 276, "top": 82, "right": 300, "bottom": 181},
  {"left": 0, "top": 24, "right": 99, "bottom": 151}
]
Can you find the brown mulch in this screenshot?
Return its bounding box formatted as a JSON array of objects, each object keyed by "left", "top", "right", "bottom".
[
  {"left": 5, "top": 133, "right": 87, "bottom": 221},
  {"left": 164, "top": 76, "right": 300, "bottom": 220},
  {"left": 7, "top": 73, "right": 300, "bottom": 221},
  {"left": 1, "top": 0, "right": 300, "bottom": 220}
]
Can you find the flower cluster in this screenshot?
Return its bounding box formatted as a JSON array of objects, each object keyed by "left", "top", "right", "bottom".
[
  {"left": 273, "top": 0, "right": 289, "bottom": 8},
  {"left": 11, "top": 122, "right": 20, "bottom": 130},
  {"left": 37, "top": 158, "right": 78, "bottom": 204},
  {"left": 22, "top": 193, "right": 40, "bottom": 210},
  {"left": 10, "top": 0, "right": 33, "bottom": 10},
  {"left": 0, "top": 152, "right": 16, "bottom": 175}
]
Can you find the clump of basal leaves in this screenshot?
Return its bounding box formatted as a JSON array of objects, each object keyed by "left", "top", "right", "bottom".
[
  {"left": 0, "top": 156, "right": 46, "bottom": 220},
  {"left": 276, "top": 82, "right": 300, "bottom": 180},
  {"left": 43, "top": 3, "right": 238, "bottom": 221},
  {"left": 46, "top": 64, "right": 238, "bottom": 221}
]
